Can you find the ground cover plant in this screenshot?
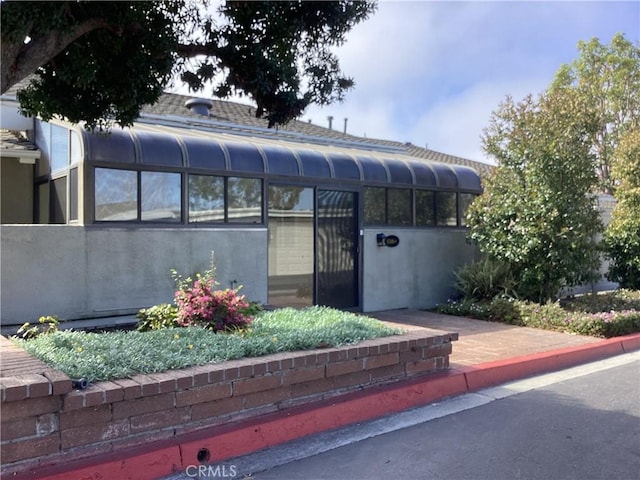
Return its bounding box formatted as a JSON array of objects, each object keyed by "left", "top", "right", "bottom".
[
  {"left": 14, "top": 307, "right": 402, "bottom": 383},
  {"left": 436, "top": 289, "right": 640, "bottom": 338}
]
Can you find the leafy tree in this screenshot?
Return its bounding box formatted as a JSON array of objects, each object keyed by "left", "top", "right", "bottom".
[
  {"left": 603, "top": 127, "right": 640, "bottom": 288},
  {"left": 1, "top": 1, "right": 375, "bottom": 130},
  {"left": 551, "top": 33, "right": 640, "bottom": 194},
  {"left": 467, "top": 89, "right": 602, "bottom": 302}
]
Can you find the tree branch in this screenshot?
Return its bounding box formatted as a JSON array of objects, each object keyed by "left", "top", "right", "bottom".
[{"left": 1, "top": 17, "right": 109, "bottom": 94}]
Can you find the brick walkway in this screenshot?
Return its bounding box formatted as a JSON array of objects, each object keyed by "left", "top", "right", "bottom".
[{"left": 369, "top": 310, "right": 602, "bottom": 367}]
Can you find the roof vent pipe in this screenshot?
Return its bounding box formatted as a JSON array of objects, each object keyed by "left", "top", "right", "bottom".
[
  {"left": 185, "top": 98, "right": 214, "bottom": 116},
  {"left": 344, "top": 118, "right": 348, "bottom": 134},
  {"left": 327, "top": 116, "right": 333, "bottom": 130}
]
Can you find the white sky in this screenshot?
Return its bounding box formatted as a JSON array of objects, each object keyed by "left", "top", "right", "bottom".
[{"left": 171, "top": 1, "right": 640, "bottom": 165}]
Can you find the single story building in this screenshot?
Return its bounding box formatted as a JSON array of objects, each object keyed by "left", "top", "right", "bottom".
[{"left": 1, "top": 91, "right": 488, "bottom": 330}]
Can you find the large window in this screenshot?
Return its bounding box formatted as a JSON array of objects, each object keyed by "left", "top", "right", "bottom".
[
  {"left": 141, "top": 172, "right": 181, "bottom": 222},
  {"left": 363, "top": 187, "right": 411, "bottom": 226},
  {"left": 189, "top": 175, "right": 224, "bottom": 223},
  {"left": 415, "top": 190, "right": 435, "bottom": 226},
  {"left": 95, "top": 168, "right": 138, "bottom": 221},
  {"left": 436, "top": 191, "right": 457, "bottom": 226},
  {"left": 459, "top": 193, "right": 477, "bottom": 227},
  {"left": 228, "top": 177, "right": 262, "bottom": 223}
]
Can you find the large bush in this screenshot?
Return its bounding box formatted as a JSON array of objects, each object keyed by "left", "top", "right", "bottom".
[
  {"left": 604, "top": 127, "right": 640, "bottom": 289},
  {"left": 467, "top": 90, "right": 602, "bottom": 302}
]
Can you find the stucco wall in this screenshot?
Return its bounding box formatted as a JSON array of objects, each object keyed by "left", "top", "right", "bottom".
[
  {"left": 0, "top": 159, "right": 33, "bottom": 224},
  {"left": 1, "top": 226, "right": 268, "bottom": 325},
  {"left": 362, "top": 228, "right": 478, "bottom": 312}
]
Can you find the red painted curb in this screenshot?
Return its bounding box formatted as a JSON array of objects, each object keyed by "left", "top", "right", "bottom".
[{"left": 23, "top": 335, "right": 640, "bottom": 480}]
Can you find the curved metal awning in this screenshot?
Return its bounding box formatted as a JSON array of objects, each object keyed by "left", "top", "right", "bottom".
[{"left": 82, "top": 125, "right": 482, "bottom": 193}]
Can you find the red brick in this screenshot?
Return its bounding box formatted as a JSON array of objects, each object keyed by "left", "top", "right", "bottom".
[
  {"left": 1, "top": 417, "right": 36, "bottom": 441},
  {"left": 238, "top": 364, "right": 254, "bottom": 379},
  {"left": 42, "top": 370, "right": 72, "bottom": 395},
  {"left": 2, "top": 395, "right": 59, "bottom": 419},
  {"left": 83, "top": 384, "right": 106, "bottom": 407},
  {"left": 399, "top": 348, "right": 424, "bottom": 364},
  {"left": 252, "top": 361, "right": 268, "bottom": 376},
  {"left": 95, "top": 381, "right": 125, "bottom": 403},
  {"left": 243, "top": 387, "right": 291, "bottom": 409},
  {"left": 332, "top": 370, "right": 372, "bottom": 390},
  {"left": 315, "top": 351, "right": 330, "bottom": 364},
  {"left": 206, "top": 366, "right": 226, "bottom": 384},
  {"left": 112, "top": 393, "right": 175, "bottom": 419},
  {"left": 280, "top": 366, "right": 325, "bottom": 386},
  {"left": 233, "top": 375, "right": 281, "bottom": 396},
  {"left": 175, "top": 383, "right": 232, "bottom": 407},
  {"left": 111, "top": 428, "right": 175, "bottom": 452},
  {"left": 0, "top": 377, "right": 28, "bottom": 402},
  {"left": 36, "top": 413, "right": 58, "bottom": 435},
  {"left": 1, "top": 434, "right": 59, "bottom": 463},
  {"left": 328, "top": 349, "right": 348, "bottom": 362},
  {"left": 112, "top": 378, "right": 143, "bottom": 400},
  {"left": 61, "top": 419, "right": 129, "bottom": 449},
  {"left": 22, "top": 374, "right": 52, "bottom": 398},
  {"left": 59, "top": 404, "right": 112, "bottom": 429},
  {"left": 130, "top": 407, "right": 190, "bottom": 433},
  {"left": 164, "top": 369, "right": 194, "bottom": 390},
  {"left": 223, "top": 366, "right": 240, "bottom": 381},
  {"left": 426, "top": 343, "right": 453, "bottom": 358},
  {"left": 190, "top": 366, "right": 212, "bottom": 387},
  {"left": 370, "top": 363, "right": 406, "bottom": 382},
  {"left": 129, "top": 374, "right": 161, "bottom": 396},
  {"left": 191, "top": 396, "right": 244, "bottom": 421},
  {"left": 326, "top": 359, "right": 364, "bottom": 378},
  {"left": 364, "top": 352, "right": 399, "bottom": 370},
  {"left": 145, "top": 373, "right": 178, "bottom": 394},
  {"left": 405, "top": 357, "right": 437, "bottom": 375},
  {"left": 62, "top": 390, "right": 85, "bottom": 411},
  {"left": 290, "top": 377, "right": 334, "bottom": 399}
]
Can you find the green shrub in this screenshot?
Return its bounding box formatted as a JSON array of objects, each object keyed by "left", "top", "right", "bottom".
[
  {"left": 136, "top": 304, "right": 179, "bottom": 332},
  {"left": 453, "top": 258, "right": 517, "bottom": 301},
  {"left": 437, "top": 290, "right": 640, "bottom": 338},
  {"left": 603, "top": 127, "right": 640, "bottom": 289},
  {"left": 16, "top": 315, "right": 59, "bottom": 339}
]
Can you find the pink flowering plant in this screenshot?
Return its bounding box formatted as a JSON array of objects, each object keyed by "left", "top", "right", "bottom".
[
  {"left": 170, "top": 254, "right": 255, "bottom": 332},
  {"left": 173, "top": 274, "right": 253, "bottom": 332}
]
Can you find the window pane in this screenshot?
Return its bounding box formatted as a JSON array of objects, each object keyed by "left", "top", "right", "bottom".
[
  {"left": 69, "top": 168, "right": 78, "bottom": 221},
  {"left": 228, "top": 177, "right": 262, "bottom": 223},
  {"left": 137, "top": 131, "right": 183, "bottom": 166},
  {"left": 70, "top": 131, "right": 83, "bottom": 164},
  {"left": 459, "top": 193, "right": 476, "bottom": 227},
  {"left": 416, "top": 190, "right": 435, "bottom": 226},
  {"left": 50, "top": 177, "right": 67, "bottom": 224},
  {"left": 436, "top": 191, "right": 457, "bottom": 226},
  {"left": 35, "top": 121, "right": 51, "bottom": 176},
  {"left": 50, "top": 125, "right": 69, "bottom": 173},
  {"left": 95, "top": 168, "right": 138, "bottom": 221},
  {"left": 387, "top": 188, "right": 411, "bottom": 225},
  {"left": 141, "top": 171, "right": 181, "bottom": 222},
  {"left": 37, "top": 182, "right": 49, "bottom": 223},
  {"left": 189, "top": 174, "right": 224, "bottom": 223},
  {"left": 364, "top": 187, "right": 385, "bottom": 225},
  {"left": 268, "top": 186, "right": 314, "bottom": 307}
]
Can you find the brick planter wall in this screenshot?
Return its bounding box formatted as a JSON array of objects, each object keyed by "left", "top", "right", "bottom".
[{"left": 1, "top": 329, "right": 457, "bottom": 478}]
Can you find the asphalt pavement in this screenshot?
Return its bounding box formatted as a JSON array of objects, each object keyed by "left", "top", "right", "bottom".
[{"left": 165, "top": 351, "right": 640, "bottom": 480}]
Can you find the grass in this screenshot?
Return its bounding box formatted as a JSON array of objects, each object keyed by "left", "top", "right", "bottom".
[
  {"left": 436, "top": 289, "right": 640, "bottom": 338},
  {"left": 14, "top": 306, "right": 402, "bottom": 383}
]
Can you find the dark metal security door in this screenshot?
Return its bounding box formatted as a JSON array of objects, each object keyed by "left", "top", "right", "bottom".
[{"left": 316, "top": 189, "right": 359, "bottom": 308}]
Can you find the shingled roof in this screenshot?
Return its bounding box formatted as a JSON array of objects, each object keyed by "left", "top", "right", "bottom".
[{"left": 142, "top": 92, "right": 494, "bottom": 177}]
